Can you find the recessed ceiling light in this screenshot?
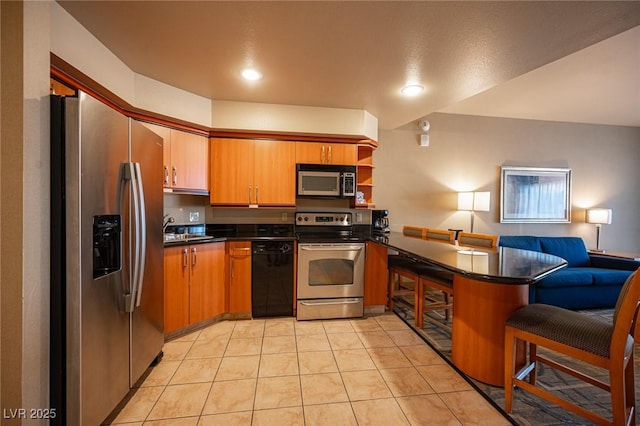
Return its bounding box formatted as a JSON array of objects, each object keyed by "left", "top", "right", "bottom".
[
  {"left": 401, "top": 84, "right": 424, "bottom": 97},
  {"left": 241, "top": 68, "right": 263, "bottom": 81}
]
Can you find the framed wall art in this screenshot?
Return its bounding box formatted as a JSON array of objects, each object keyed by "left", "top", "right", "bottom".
[{"left": 500, "top": 166, "right": 572, "bottom": 223}]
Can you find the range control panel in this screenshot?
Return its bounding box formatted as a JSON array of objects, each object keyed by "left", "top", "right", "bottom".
[{"left": 295, "top": 212, "right": 352, "bottom": 227}]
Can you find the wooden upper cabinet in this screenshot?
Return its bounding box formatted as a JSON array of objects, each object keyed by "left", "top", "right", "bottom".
[
  {"left": 210, "top": 138, "right": 296, "bottom": 207},
  {"left": 210, "top": 138, "right": 254, "bottom": 205},
  {"left": 295, "top": 142, "right": 357, "bottom": 165},
  {"left": 169, "top": 129, "right": 209, "bottom": 191},
  {"left": 140, "top": 122, "right": 209, "bottom": 192},
  {"left": 254, "top": 140, "right": 296, "bottom": 206}
]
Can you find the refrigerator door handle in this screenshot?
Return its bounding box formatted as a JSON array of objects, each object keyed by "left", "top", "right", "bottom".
[
  {"left": 132, "top": 162, "right": 147, "bottom": 309},
  {"left": 121, "top": 161, "right": 146, "bottom": 313},
  {"left": 117, "top": 163, "right": 132, "bottom": 312}
]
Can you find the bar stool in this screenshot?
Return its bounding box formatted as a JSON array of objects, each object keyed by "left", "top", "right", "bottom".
[
  {"left": 387, "top": 226, "right": 427, "bottom": 318},
  {"left": 505, "top": 270, "right": 640, "bottom": 425}
]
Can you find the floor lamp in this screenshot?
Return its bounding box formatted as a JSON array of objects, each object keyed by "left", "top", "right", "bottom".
[
  {"left": 586, "top": 208, "right": 612, "bottom": 252},
  {"left": 458, "top": 192, "right": 490, "bottom": 233}
]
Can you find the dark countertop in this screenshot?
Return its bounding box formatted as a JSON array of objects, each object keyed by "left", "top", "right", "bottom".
[
  {"left": 373, "top": 231, "right": 567, "bottom": 285},
  {"left": 163, "top": 226, "right": 567, "bottom": 285},
  {"left": 163, "top": 236, "right": 227, "bottom": 246},
  {"left": 164, "top": 223, "right": 296, "bottom": 247}
]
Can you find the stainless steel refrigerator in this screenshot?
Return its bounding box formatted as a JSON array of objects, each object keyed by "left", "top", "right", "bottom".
[{"left": 50, "top": 91, "right": 164, "bottom": 425}]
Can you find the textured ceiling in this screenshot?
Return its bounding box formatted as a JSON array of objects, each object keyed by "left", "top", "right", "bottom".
[{"left": 57, "top": 1, "right": 640, "bottom": 129}]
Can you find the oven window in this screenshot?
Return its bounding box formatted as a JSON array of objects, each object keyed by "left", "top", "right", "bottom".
[{"left": 308, "top": 259, "right": 354, "bottom": 286}]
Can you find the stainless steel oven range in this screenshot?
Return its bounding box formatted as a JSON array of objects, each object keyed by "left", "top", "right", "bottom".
[{"left": 295, "top": 212, "right": 365, "bottom": 320}]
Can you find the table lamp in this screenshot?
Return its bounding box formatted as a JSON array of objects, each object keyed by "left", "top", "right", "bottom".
[
  {"left": 585, "top": 208, "right": 612, "bottom": 252},
  {"left": 458, "top": 191, "right": 490, "bottom": 233}
]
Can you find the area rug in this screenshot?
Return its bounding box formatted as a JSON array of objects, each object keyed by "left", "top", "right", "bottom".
[{"left": 393, "top": 296, "right": 639, "bottom": 425}]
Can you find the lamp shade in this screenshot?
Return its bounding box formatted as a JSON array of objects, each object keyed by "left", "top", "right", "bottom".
[
  {"left": 458, "top": 192, "right": 474, "bottom": 211},
  {"left": 458, "top": 191, "right": 491, "bottom": 211},
  {"left": 473, "top": 192, "right": 491, "bottom": 212},
  {"left": 586, "top": 208, "right": 612, "bottom": 225}
]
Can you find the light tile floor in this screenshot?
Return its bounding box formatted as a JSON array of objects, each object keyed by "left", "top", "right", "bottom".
[{"left": 109, "top": 314, "right": 511, "bottom": 425}]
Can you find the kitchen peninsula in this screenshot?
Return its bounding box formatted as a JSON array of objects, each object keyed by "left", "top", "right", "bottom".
[{"left": 374, "top": 232, "right": 567, "bottom": 387}]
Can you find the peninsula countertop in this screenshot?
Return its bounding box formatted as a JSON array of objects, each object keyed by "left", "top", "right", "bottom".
[{"left": 372, "top": 231, "right": 567, "bottom": 285}]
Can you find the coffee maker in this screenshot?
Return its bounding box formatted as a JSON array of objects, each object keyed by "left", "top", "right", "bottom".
[{"left": 372, "top": 209, "right": 390, "bottom": 235}]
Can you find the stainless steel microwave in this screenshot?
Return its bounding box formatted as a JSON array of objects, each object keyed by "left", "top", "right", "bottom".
[{"left": 296, "top": 164, "right": 356, "bottom": 198}]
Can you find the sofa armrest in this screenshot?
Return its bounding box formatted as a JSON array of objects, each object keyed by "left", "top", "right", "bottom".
[{"left": 589, "top": 254, "right": 640, "bottom": 271}]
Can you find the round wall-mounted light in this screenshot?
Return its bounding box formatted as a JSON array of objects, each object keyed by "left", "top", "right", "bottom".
[
  {"left": 401, "top": 84, "right": 424, "bottom": 97},
  {"left": 241, "top": 68, "right": 263, "bottom": 81}
]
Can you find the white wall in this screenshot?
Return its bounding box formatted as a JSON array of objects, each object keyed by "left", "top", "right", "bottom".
[
  {"left": 211, "top": 100, "right": 378, "bottom": 140},
  {"left": 375, "top": 113, "right": 640, "bottom": 252},
  {"left": 23, "top": 1, "right": 52, "bottom": 415},
  {"left": 0, "top": 0, "right": 51, "bottom": 417}
]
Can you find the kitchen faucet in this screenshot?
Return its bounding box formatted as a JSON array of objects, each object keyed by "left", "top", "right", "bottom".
[{"left": 162, "top": 215, "right": 174, "bottom": 232}]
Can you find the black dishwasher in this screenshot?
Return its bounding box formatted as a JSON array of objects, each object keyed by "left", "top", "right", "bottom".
[{"left": 251, "top": 241, "right": 294, "bottom": 317}]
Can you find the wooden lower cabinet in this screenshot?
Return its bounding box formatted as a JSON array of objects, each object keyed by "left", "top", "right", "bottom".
[
  {"left": 164, "top": 242, "right": 225, "bottom": 334},
  {"left": 227, "top": 241, "right": 252, "bottom": 315},
  {"left": 364, "top": 241, "right": 388, "bottom": 306}
]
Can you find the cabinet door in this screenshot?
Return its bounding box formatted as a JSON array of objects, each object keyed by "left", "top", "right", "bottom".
[
  {"left": 364, "top": 241, "right": 389, "bottom": 306},
  {"left": 210, "top": 138, "right": 255, "bottom": 205},
  {"left": 170, "top": 129, "right": 209, "bottom": 191},
  {"left": 328, "top": 143, "right": 357, "bottom": 165},
  {"left": 140, "top": 122, "right": 172, "bottom": 187},
  {"left": 189, "top": 242, "right": 226, "bottom": 323},
  {"left": 254, "top": 140, "right": 296, "bottom": 206},
  {"left": 164, "top": 246, "right": 190, "bottom": 333},
  {"left": 227, "top": 241, "right": 252, "bottom": 314},
  {"left": 295, "top": 142, "right": 326, "bottom": 164}
]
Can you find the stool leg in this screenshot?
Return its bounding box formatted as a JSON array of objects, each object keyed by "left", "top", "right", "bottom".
[
  {"left": 504, "top": 327, "right": 516, "bottom": 413},
  {"left": 529, "top": 343, "right": 538, "bottom": 386},
  {"left": 415, "top": 280, "right": 423, "bottom": 328}
]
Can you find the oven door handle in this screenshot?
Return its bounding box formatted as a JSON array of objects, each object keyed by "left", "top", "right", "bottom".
[
  {"left": 299, "top": 298, "right": 362, "bottom": 306},
  {"left": 300, "top": 246, "right": 363, "bottom": 251}
]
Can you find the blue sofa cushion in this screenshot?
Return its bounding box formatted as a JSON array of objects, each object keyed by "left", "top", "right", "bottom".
[
  {"left": 538, "top": 268, "right": 594, "bottom": 288},
  {"left": 499, "top": 235, "right": 542, "bottom": 252},
  {"left": 590, "top": 268, "right": 634, "bottom": 286},
  {"left": 539, "top": 237, "right": 590, "bottom": 267},
  {"left": 535, "top": 286, "right": 621, "bottom": 310}
]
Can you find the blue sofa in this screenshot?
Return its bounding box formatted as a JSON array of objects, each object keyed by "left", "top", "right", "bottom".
[{"left": 499, "top": 236, "right": 640, "bottom": 309}]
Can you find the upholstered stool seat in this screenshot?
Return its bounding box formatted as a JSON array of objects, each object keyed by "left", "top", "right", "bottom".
[{"left": 506, "top": 304, "right": 633, "bottom": 359}]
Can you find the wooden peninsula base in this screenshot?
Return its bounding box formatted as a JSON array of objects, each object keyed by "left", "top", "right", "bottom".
[{"left": 452, "top": 275, "right": 527, "bottom": 387}]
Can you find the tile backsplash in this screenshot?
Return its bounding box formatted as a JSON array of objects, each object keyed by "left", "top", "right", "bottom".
[{"left": 164, "top": 194, "right": 372, "bottom": 225}]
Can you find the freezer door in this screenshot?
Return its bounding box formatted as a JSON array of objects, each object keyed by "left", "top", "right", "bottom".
[
  {"left": 129, "top": 118, "right": 165, "bottom": 385},
  {"left": 65, "top": 93, "right": 130, "bottom": 425}
]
